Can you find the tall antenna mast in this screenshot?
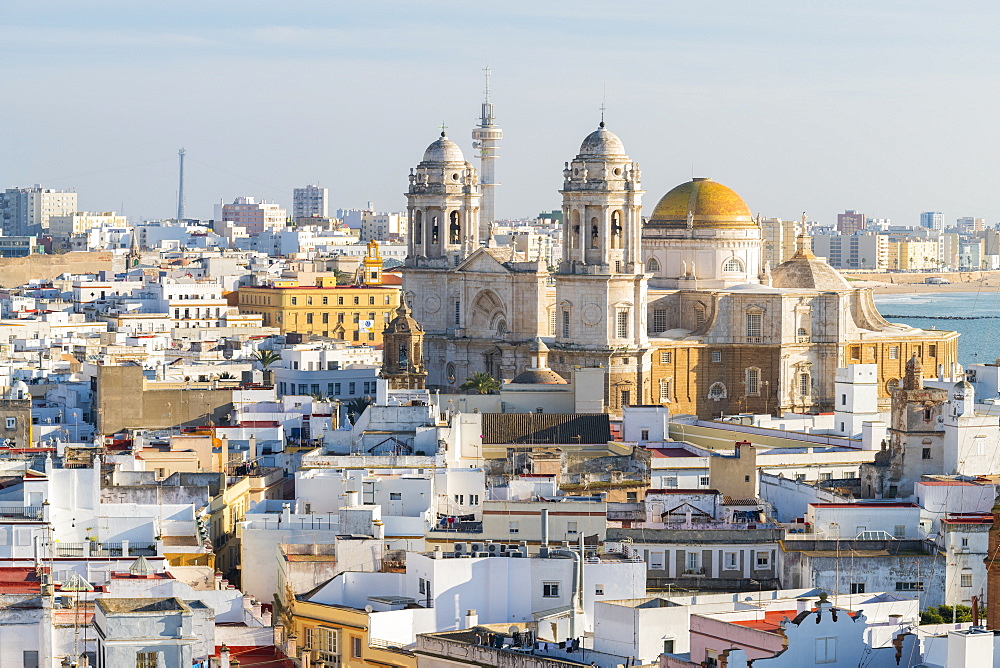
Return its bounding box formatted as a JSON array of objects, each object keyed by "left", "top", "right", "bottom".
[
  {"left": 176, "top": 148, "right": 186, "bottom": 220},
  {"left": 472, "top": 67, "right": 502, "bottom": 237}
]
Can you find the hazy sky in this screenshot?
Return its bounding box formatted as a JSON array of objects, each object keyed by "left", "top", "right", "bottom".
[{"left": 2, "top": 1, "right": 999, "bottom": 226}]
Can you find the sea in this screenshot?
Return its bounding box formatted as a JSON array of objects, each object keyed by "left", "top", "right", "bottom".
[{"left": 873, "top": 291, "right": 1000, "bottom": 368}]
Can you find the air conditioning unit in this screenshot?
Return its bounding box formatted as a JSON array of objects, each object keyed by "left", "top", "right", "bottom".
[
  {"left": 459, "top": 554, "right": 472, "bottom": 558},
  {"left": 470, "top": 542, "right": 485, "bottom": 552},
  {"left": 474, "top": 551, "right": 490, "bottom": 558},
  {"left": 487, "top": 543, "right": 502, "bottom": 554},
  {"left": 509, "top": 551, "right": 524, "bottom": 558},
  {"left": 453, "top": 542, "right": 468, "bottom": 554}
]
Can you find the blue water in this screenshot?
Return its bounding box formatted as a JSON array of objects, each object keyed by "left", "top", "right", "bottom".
[{"left": 874, "top": 291, "right": 1000, "bottom": 367}]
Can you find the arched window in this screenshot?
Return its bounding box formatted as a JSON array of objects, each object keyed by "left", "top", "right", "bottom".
[
  {"left": 745, "top": 368, "right": 760, "bottom": 395},
  {"left": 431, "top": 216, "right": 439, "bottom": 244},
  {"left": 611, "top": 211, "right": 623, "bottom": 248},
  {"left": 590, "top": 217, "right": 600, "bottom": 248},
  {"left": 570, "top": 210, "right": 580, "bottom": 249},
  {"left": 797, "top": 327, "right": 809, "bottom": 342},
  {"left": 414, "top": 210, "right": 423, "bottom": 244},
  {"left": 398, "top": 344, "right": 408, "bottom": 369},
  {"left": 723, "top": 257, "right": 744, "bottom": 272},
  {"left": 647, "top": 257, "right": 660, "bottom": 272},
  {"left": 708, "top": 382, "right": 727, "bottom": 400},
  {"left": 446, "top": 363, "right": 457, "bottom": 384},
  {"left": 495, "top": 318, "right": 507, "bottom": 338},
  {"left": 449, "top": 211, "right": 461, "bottom": 244}
]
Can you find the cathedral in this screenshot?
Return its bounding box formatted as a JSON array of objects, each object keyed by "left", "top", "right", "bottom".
[{"left": 399, "top": 123, "right": 959, "bottom": 419}]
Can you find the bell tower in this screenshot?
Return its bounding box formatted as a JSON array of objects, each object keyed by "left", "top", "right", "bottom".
[
  {"left": 553, "top": 123, "right": 650, "bottom": 411},
  {"left": 405, "top": 131, "right": 482, "bottom": 268},
  {"left": 381, "top": 295, "right": 427, "bottom": 390}
]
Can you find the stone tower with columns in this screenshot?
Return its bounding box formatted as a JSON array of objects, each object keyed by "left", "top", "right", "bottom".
[
  {"left": 551, "top": 122, "right": 650, "bottom": 410},
  {"left": 381, "top": 295, "right": 427, "bottom": 390}
]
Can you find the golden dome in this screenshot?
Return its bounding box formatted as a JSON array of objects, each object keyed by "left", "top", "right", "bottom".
[{"left": 647, "top": 178, "right": 756, "bottom": 230}]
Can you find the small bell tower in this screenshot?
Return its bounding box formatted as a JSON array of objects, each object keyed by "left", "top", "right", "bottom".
[{"left": 381, "top": 295, "right": 427, "bottom": 390}]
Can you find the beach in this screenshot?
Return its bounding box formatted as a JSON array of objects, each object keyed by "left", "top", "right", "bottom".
[{"left": 843, "top": 270, "right": 1000, "bottom": 295}]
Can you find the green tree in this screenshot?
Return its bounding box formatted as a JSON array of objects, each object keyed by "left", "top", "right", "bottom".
[
  {"left": 251, "top": 349, "right": 282, "bottom": 370},
  {"left": 216, "top": 372, "right": 236, "bottom": 380},
  {"left": 920, "top": 604, "right": 977, "bottom": 625},
  {"left": 345, "top": 396, "right": 373, "bottom": 425},
  {"left": 460, "top": 372, "right": 500, "bottom": 395}
]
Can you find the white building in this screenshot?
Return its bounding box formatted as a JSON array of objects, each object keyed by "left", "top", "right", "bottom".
[
  {"left": 48, "top": 211, "right": 127, "bottom": 237},
  {"left": 293, "top": 185, "right": 328, "bottom": 220},
  {"left": 0, "top": 186, "right": 77, "bottom": 236}
]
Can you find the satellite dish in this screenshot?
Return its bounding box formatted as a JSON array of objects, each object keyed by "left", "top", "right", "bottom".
[{"left": 364, "top": 605, "right": 373, "bottom": 613}]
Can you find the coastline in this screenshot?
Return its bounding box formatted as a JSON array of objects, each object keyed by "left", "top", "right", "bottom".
[{"left": 843, "top": 270, "right": 1000, "bottom": 295}]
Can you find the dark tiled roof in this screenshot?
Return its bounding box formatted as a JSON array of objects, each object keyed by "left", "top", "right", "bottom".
[{"left": 481, "top": 413, "right": 611, "bottom": 445}]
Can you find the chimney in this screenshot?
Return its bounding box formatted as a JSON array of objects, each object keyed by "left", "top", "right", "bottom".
[
  {"left": 796, "top": 598, "right": 811, "bottom": 615},
  {"left": 372, "top": 520, "right": 385, "bottom": 540},
  {"left": 346, "top": 490, "right": 359, "bottom": 507},
  {"left": 219, "top": 644, "right": 230, "bottom": 668},
  {"left": 465, "top": 609, "right": 479, "bottom": 629},
  {"left": 281, "top": 503, "right": 292, "bottom": 525},
  {"left": 432, "top": 545, "right": 442, "bottom": 559}
]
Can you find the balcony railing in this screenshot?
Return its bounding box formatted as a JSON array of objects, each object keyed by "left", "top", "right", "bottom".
[
  {"left": 0, "top": 506, "right": 43, "bottom": 521},
  {"left": 429, "top": 521, "right": 483, "bottom": 533}
]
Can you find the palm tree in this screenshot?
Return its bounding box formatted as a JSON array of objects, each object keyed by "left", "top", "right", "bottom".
[
  {"left": 251, "top": 349, "right": 282, "bottom": 370},
  {"left": 216, "top": 372, "right": 236, "bottom": 380},
  {"left": 345, "top": 396, "right": 373, "bottom": 425},
  {"left": 460, "top": 372, "right": 500, "bottom": 395}
]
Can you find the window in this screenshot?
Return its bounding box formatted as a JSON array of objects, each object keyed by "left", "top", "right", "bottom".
[
  {"left": 650, "top": 551, "right": 665, "bottom": 570},
  {"left": 469, "top": 494, "right": 479, "bottom": 506},
  {"left": 929, "top": 344, "right": 937, "bottom": 357},
  {"left": 746, "top": 367, "right": 760, "bottom": 395},
  {"left": 660, "top": 350, "right": 672, "bottom": 363},
  {"left": 648, "top": 257, "right": 660, "bottom": 272},
  {"left": 291, "top": 297, "right": 297, "bottom": 305},
  {"left": 695, "top": 304, "right": 706, "bottom": 327},
  {"left": 322, "top": 296, "right": 328, "bottom": 305},
  {"left": 745, "top": 311, "right": 762, "bottom": 342},
  {"left": 723, "top": 257, "right": 743, "bottom": 272},
  {"left": 755, "top": 551, "right": 770, "bottom": 569},
  {"left": 454, "top": 300, "right": 461, "bottom": 325},
  {"left": 708, "top": 382, "right": 726, "bottom": 400},
  {"left": 419, "top": 577, "right": 426, "bottom": 594},
  {"left": 895, "top": 582, "right": 924, "bottom": 591},
  {"left": 652, "top": 309, "right": 667, "bottom": 332},
  {"left": 797, "top": 326, "right": 809, "bottom": 342},
  {"left": 617, "top": 309, "right": 630, "bottom": 338},
  {"left": 543, "top": 581, "right": 560, "bottom": 597},
  {"left": 663, "top": 476, "right": 678, "bottom": 488},
  {"left": 686, "top": 551, "right": 701, "bottom": 571},
  {"left": 626, "top": 491, "right": 638, "bottom": 502},
  {"left": 699, "top": 476, "right": 710, "bottom": 487},
  {"left": 353, "top": 296, "right": 360, "bottom": 305},
  {"left": 509, "top": 521, "right": 519, "bottom": 534},
  {"left": 663, "top": 640, "right": 675, "bottom": 655},
  {"left": 369, "top": 296, "right": 375, "bottom": 305},
  {"left": 307, "top": 296, "right": 313, "bottom": 305},
  {"left": 454, "top": 494, "right": 464, "bottom": 505},
  {"left": 799, "top": 372, "right": 810, "bottom": 396},
  {"left": 816, "top": 637, "right": 837, "bottom": 664},
  {"left": 850, "top": 345, "right": 860, "bottom": 359},
  {"left": 889, "top": 346, "right": 899, "bottom": 360},
  {"left": 595, "top": 584, "right": 605, "bottom": 596},
  {"left": 136, "top": 652, "right": 159, "bottom": 668},
  {"left": 322, "top": 312, "right": 329, "bottom": 324},
  {"left": 724, "top": 551, "right": 738, "bottom": 570},
  {"left": 641, "top": 429, "right": 650, "bottom": 441},
  {"left": 562, "top": 310, "right": 570, "bottom": 337},
  {"left": 309, "top": 627, "right": 338, "bottom": 663},
  {"left": 659, "top": 379, "right": 671, "bottom": 403},
  {"left": 338, "top": 296, "right": 344, "bottom": 305},
  {"left": 389, "top": 492, "right": 401, "bottom": 500},
  {"left": 850, "top": 583, "right": 866, "bottom": 594},
  {"left": 962, "top": 537, "right": 970, "bottom": 547},
  {"left": 334, "top": 383, "right": 341, "bottom": 395},
  {"left": 820, "top": 472, "right": 832, "bottom": 481},
  {"left": 5, "top": 417, "right": 14, "bottom": 430},
  {"left": 711, "top": 351, "right": 722, "bottom": 363},
  {"left": 352, "top": 636, "right": 363, "bottom": 658},
  {"left": 349, "top": 382, "right": 356, "bottom": 395},
  {"left": 962, "top": 572, "right": 973, "bottom": 587},
  {"left": 922, "top": 448, "right": 931, "bottom": 460},
  {"left": 567, "top": 521, "right": 578, "bottom": 535}
]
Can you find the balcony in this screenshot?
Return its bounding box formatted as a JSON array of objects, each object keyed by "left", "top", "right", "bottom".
[
  {"left": 0, "top": 506, "right": 44, "bottom": 521},
  {"left": 607, "top": 503, "right": 645, "bottom": 521}
]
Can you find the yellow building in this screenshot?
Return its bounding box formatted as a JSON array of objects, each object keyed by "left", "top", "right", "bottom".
[
  {"left": 286, "top": 596, "right": 415, "bottom": 668},
  {"left": 207, "top": 465, "right": 286, "bottom": 580},
  {"left": 238, "top": 242, "right": 400, "bottom": 344},
  {"left": 888, "top": 239, "right": 940, "bottom": 271}
]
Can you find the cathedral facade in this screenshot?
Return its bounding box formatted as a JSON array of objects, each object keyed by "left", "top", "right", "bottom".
[{"left": 401, "top": 125, "right": 959, "bottom": 419}]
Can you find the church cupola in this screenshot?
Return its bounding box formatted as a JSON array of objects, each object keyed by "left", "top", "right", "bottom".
[{"left": 406, "top": 131, "right": 482, "bottom": 268}]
